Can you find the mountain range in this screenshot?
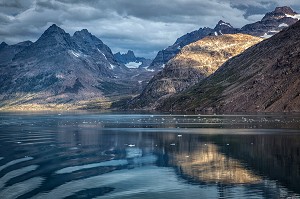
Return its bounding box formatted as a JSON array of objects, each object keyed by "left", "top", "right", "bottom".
[
  {"left": 155, "top": 20, "right": 300, "bottom": 113},
  {"left": 0, "top": 25, "right": 152, "bottom": 110},
  {"left": 114, "top": 50, "right": 152, "bottom": 69},
  {"left": 148, "top": 6, "right": 300, "bottom": 71},
  {"left": 128, "top": 34, "right": 263, "bottom": 109},
  {"left": 1, "top": 6, "right": 300, "bottom": 112}
]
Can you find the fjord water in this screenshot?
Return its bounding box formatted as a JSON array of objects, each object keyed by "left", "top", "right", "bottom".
[{"left": 0, "top": 113, "right": 300, "bottom": 199}]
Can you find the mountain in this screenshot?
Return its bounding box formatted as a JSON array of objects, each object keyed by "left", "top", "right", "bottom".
[
  {"left": 213, "top": 20, "right": 240, "bottom": 35},
  {"left": 148, "top": 6, "right": 299, "bottom": 71},
  {"left": 147, "top": 22, "right": 238, "bottom": 71},
  {"left": 157, "top": 20, "right": 300, "bottom": 113},
  {"left": 0, "top": 24, "right": 142, "bottom": 110},
  {"left": 114, "top": 50, "right": 152, "bottom": 68},
  {"left": 241, "top": 6, "right": 299, "bottom": 38},
  {"left": 0, "top": 41, "right": 33, "bottom": 65},
  {"left": 128, "top": 34, "right": 262, "bottom": 109}
]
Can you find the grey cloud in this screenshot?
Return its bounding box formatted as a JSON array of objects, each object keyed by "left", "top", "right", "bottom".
[
  {"left": 1, "top": 0, "right": 300, "bottom": 58},
  {"left": 35, "top": 0, "right": 64, "bottom": 11},
  {"left": 0, "top": 0, "right": 22, "bottom": 8}
]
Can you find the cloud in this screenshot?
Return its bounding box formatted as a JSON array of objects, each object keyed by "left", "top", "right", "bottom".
[
  {"left": 0, "top": 0, "right": 22, "bottom": 8},
  {"left": 1, "top": 0, "right": 300, "bottom": 58}
]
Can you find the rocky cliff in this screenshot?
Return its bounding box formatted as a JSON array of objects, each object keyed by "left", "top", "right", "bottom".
[
  {"left": 158, "top": 20, "right": 300, "bottom": 113},
  {"left": 129, "top": 34, "right": 262, "bottom": 109},
  {"left": 0, "top": 41, "right": 33, "bottom": 65}
]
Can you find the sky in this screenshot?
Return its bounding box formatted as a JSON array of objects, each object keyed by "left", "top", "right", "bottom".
[{"left": 1, "top": 0, "right": 300, "bottom": 58}]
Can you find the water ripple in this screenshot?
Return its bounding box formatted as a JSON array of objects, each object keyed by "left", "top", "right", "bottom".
[
  {"left": 0, "top": 157, "right": 33, "bottom": 172},
  {"left": 0, "top": 177, "right": 44, "bottom": 199},
  {"left": 55, "top": 159, "right": 128, "bottom": 174},
  {"left": 0, "top": 165, "right": 38, "bottom": 189}
]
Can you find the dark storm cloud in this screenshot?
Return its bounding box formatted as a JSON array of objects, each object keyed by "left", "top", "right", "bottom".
[
  {"left": 1, "top": 0, "right": 300, "bottom": 58},
  {"left": 0, "top": 0, "right": 22, "bottom": 8}
]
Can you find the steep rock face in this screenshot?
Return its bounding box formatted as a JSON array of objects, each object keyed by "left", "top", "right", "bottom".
[
  {"left": 114, "top": 50, "right": 152, "bottom": 68},
  {"left": 149, "top": 6, "right": 299, "bottom": 71},
  {"left": 72, "top": 29, "right": 122, "bottom": 70},
  {"left": 158, "top": 20, "right": 300, "bottom": 113},
  {"left": 148, "top": 24, "right": 234, "bottom": 70},
  {"left": 129, "top": 34, "right": 262, "bottom": 109},
  {"left": 0, "top": 24, "right": 128, "bottom": 109},
  {"left": 0, "top": 41, "right": 32, "bottom": 65}
]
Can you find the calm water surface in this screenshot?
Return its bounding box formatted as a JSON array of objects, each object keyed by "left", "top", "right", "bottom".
[{"left": 0, "top": 112, "right": 300, "bottom": 199}]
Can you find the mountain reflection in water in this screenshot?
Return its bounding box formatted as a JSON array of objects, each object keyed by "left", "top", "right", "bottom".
[
  {"left": 170, "top": 143, "right": 261, "bottom": 184},
  {"left": 0, "top": 113, "right": 299, "bottom": 198}
]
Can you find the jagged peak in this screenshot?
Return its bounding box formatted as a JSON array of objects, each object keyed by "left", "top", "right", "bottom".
[
  {"left": 33, "top": 24, "right": 74, "bottom": 48},
  {"left": 274, "top": 6, "right": 296, "bottom": 15},
  {"left": 116, "top": 50, "right": 136, "bottom": 57},
  {"left": 44, "top": 24, "right": 65, "bottom": 34},
  {"left": 214, "top": 20, "right": 233, "bottom": 29},
  {"left": 0, "top": 41, "right": 8, "bottom": 47},
  {"left": 217, "top": 20, "right": 226, "bottom": 25},
  {"left": 73, "top": 29, "right": 92, "bottom": 37},
  {"left": 262, "top": 6, "right": 297, "bottom": 21},
  {"left": 126, "top": 50, "right": 135, "bottom": 56},
  {"left": 72, "top": 28, "right": 104, "bottom": 45}
]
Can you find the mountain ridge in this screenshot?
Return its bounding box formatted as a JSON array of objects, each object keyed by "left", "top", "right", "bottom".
[
  {"left": 156, "top": 20, "right": 300, "bottom": 113},
  {"left": 148, "top": 6, "right": 299, "bottom": 71},
  {"left": 0, "top": 24, "right": 147, "bottom": 110},
  {"left": 128, "top": 34, "right": 263, "bottom": 109},
  {"left": 114, "top": 50, "right": 152, "bottom": 68}
]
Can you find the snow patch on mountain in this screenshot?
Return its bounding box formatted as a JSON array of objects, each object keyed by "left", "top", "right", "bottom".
[
  {"left": 69, "top": 50, "right": 81, "bottom": 58},
  {"left": 219, "top": 22, "right": 232, "bottom": 27},
  {"left": 285, "top": 14, "right": 300, "bottom": 20},
  {"left": 110, "top": 64, "right": 116, "bottom": 69},
  {"left": 98, "top": 49, "right": 107, "bottom": 60},
  {"left": 279, "top": 23, "right": 289, "bottom": 27},
  {"left": 125, "top": 62, "right": 142, "bottom": 69}
]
